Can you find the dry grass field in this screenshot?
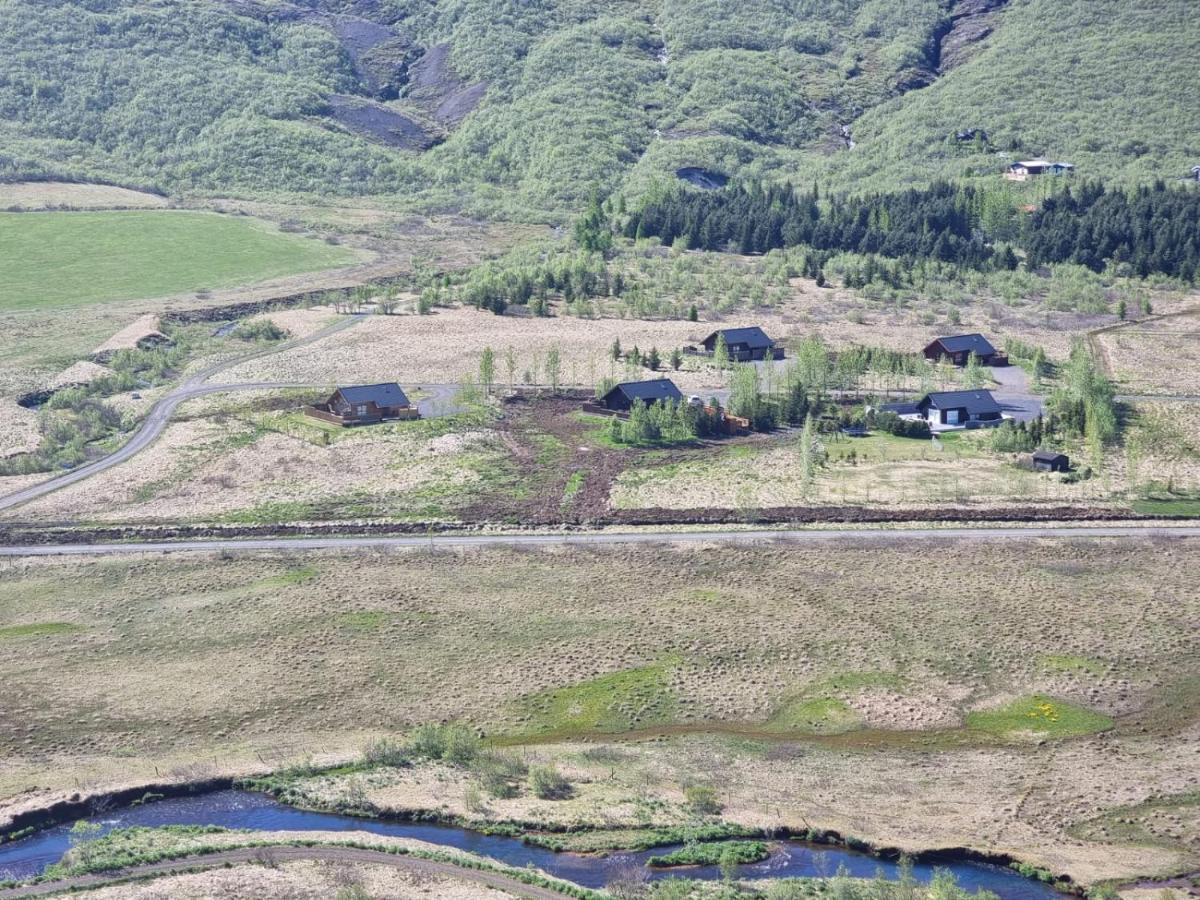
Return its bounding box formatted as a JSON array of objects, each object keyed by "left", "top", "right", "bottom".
[
  {"left": 0, "top": 396, "right": 500, "bottom": 524},
  {"left": 1095, "top": 309, "right": 1200, "bottom": 395},
  {"left": 218, "top": 305, "right": 763, "bottom": 395},
  {"left": 0, "top": 402, "right": 40, "bottom": 459},
  {"left": 76, "top": 859, "right": 510, "bottom": 900},
  {"left": 214, "top": 295, "right": 1096, "bottom": 395},
  {"left": 218, "top": 278, "right": 1200, "bottom": 395},
  {"left": 30, "top": 387, "right": 1200, "bottom": 526},
  {"left": 0, "top": 538, "right": 1197, "bottom": 881},
  {"left": 13, "top": 386, "right": 1200, "bottom": 527},
  {"left": 611, "top": 431, "right": 1114, "bottom": 511},
  {"left": 0, "top": 182, "right": 170, "bottom": 211}
]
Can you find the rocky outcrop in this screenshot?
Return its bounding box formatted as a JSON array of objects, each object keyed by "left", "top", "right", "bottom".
[
  {"left": 939, "top": 0, "right": 1008, "bottom": 72},
  {"left": 219, "top": 0, "right": 485, "bottom": 145},
  {"left": 326, "top": 95, "right": 441, "bottom": 151},
  {"left": 405, "top": 43, "right": 489, "bottom": 127},
  {"left": 891, "top": 0, "right": 1008, "bottom": 94}
]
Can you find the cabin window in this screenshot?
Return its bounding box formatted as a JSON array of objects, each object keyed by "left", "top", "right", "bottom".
[{"left": 356, "top": 405, "right": 367, "bottom": 416}]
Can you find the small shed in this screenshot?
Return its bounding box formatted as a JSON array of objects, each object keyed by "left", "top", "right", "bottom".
[
  {"left": 310, "top": 383, "right": 414, "bottom": 426},
  {"left": 1032, "top": 449, "right": 1070, "bottom": 473},
  {"left": 922, "top": 333, "right": 1000, "bottom": 367},
  {"left": 600, "top": 379, "right": 684, "bottom": 412},
  {"left": 700, "top": 327, "right": 780, "bottom": 362}
]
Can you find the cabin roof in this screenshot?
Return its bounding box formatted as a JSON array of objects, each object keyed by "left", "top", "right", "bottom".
[
  {"left": 703, "top": 326, "right": 775, "bottom": 349},
  {"left": 335, "top": 383, "right": 410, "bottom": 407},
  {"left": 920, "top": 390, "right": 1003, "bottom": 416},
  {"left": 606, "top": 379, "right": 684, "bottom": 403},
  {"left": 1012, "top": 159, "right": 1073, "bottom": 170},
  {"left": 1033, "top": 449, "right": 1068, "bottom": 462},
  {"left": 928, "top": 333, "right": 997, "bottom": 356}
]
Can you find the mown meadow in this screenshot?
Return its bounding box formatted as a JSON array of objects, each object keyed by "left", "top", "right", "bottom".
[{"left": 0, "top": 210, "right": 357, "bottom": 311}]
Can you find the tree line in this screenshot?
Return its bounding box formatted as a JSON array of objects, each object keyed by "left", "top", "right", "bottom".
[
  {"left": 1026, "top": 180, "right": 1200, "bottom": 280},
  {"left": 623, "top": 179, "right": 1200, "bottom": 282}
]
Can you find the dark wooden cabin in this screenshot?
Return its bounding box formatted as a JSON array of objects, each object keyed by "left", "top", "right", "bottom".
[
  {"left": 922, "top": 333, "right": 1000, "bottom": 367},
  {"left": 600, "top": 379, "right": 684, "bottom": 412},
  {"left": 312, "top": 383, "right": 413, "bottom": 426},
  {"left": 700, "top": 327, "right": 780, "bottom": 362}
]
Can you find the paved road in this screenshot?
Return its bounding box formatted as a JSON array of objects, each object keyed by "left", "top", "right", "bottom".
[
  {"left": 0, "top": 316, "right": 465, "bottom": 514},
  {"left": 0, "top": 844, "right": 567, "bottom": 899},
  {"left": 3, "top": 525, "right": 1198, "bottom": 557}
]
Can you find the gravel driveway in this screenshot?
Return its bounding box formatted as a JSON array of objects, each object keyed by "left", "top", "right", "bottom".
[{"left": 990, "top": 364, "right": 1044, "bottom": 422}]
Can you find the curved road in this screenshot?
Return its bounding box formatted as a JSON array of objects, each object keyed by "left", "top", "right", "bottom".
[
  {"left": 2, "top": 525, "right": 1199, "bottom": 557},
  {"left": 0, "top": 844, "right": 568, "bottom": 899},
  {"left": 0, "top": 316, "right": 463, "bottom": 514}
]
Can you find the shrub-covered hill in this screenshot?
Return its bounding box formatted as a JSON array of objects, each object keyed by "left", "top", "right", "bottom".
[{"left": 0, "top": 0, "right": 1197, "bottom": 217}]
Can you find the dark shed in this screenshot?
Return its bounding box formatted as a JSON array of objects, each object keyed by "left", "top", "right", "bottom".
[{"left": 1032, "top": 450, "right": 1070, "bottom": 473}]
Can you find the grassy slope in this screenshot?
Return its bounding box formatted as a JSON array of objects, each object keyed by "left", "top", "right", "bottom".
[
  {"left": 6, "top": 0, "right": 1196, "bottom": 217},
  {"left": 825, "top": 0, "right": 1200, "bottom": 191},
  {"left": 0, "top": 211, "right": 356, "bottom": 310}
]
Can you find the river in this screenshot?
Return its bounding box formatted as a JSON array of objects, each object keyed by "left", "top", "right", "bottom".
[{"left": 0, "top": 790, "right": 1062, "bottom": 898}]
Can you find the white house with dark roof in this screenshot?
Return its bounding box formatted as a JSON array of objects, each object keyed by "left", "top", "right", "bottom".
[
  {"left": 916, "top": 390, "right": 1004, "bottom": 430},
  {"left": 1005, "top": 159, "right": 1074, "bottom": 181}
]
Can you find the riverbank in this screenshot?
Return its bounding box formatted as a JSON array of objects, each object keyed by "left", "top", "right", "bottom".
[
  {"left": 0, "top": 827, "right": 597, "bottom": 899},
  {"left": 0, "top": 749, "right": 1177, "bottom": 898},
  {"left": 2, "top": 543, "right": 1198, "bottom": 886},
  {"left": 0, "top": 792, "right": 1067, "bottom": 899}
]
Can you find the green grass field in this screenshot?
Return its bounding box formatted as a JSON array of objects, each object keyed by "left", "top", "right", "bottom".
[{"left": 0, "top": 210, "right": 357, "bottom": 311}]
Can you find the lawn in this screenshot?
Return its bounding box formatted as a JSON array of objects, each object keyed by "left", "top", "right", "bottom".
[{"left": 0, "top": 210, "right": 357, "bottom": 311}]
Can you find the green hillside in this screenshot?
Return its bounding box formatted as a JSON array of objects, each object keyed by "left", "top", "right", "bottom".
[
  {"left": 824, "top": 0, "right": 1200, "bottom": 190},
  {"left": 0, "top": 0, "right": 1196, "bottom": 217}
]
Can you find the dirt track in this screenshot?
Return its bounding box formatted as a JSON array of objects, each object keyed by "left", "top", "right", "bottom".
[
  {"left": 0, "top": 844, "right": 566, "bottom": 899},
  {"left": 0, "top": 316, "right": 368, "bottom": 513}
]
